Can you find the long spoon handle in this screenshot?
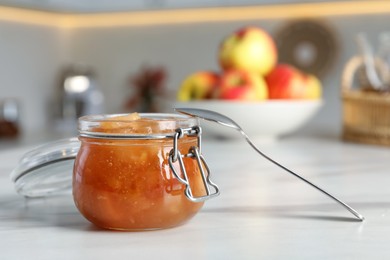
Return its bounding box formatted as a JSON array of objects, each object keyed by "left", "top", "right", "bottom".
[{"left": 241, "top": 130, "right": 364, "bottom": 221}]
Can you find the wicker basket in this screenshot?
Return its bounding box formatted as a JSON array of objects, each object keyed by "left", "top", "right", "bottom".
[{"left": 341, "top": 56, "right": 390, "bottom": 146}]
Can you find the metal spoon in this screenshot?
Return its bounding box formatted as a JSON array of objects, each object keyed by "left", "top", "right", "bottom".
[
  {"left": 356, "top": 33, "right": 385, "bottom": 90},
  {"left": 175, "top": 107, "right": 364, "bottom": 221}
]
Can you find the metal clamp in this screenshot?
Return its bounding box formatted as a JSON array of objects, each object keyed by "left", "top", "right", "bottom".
[{"left": 168, "top": 126, "right": 220, "bottom": 203}]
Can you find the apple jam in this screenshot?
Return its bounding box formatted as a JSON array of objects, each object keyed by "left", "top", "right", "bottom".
[{"left": 73, "top": 113, "right": 217, "bottom": 231}]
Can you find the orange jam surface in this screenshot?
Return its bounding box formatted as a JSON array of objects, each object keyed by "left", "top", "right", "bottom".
[{"left": 73, "top": 113, "right": 206, "bottom": 230}]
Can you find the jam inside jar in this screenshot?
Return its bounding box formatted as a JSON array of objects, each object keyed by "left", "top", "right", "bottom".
[{"left": 73, "top": 113, "right": 218, "bottom": 231}]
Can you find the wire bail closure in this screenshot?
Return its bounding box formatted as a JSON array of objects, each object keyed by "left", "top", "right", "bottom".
[{"left": 168, "top": 126, "right": 220, "bottom": 203}]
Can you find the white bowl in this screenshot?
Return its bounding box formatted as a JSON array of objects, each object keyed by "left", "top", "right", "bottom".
[{"left": 158, "top": 99, "right": 323, "bottom": 140}]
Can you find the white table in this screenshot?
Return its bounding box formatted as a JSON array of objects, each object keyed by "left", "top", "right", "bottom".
[{"left": 1, "top": 136, "right": 390, "bottom": 259}]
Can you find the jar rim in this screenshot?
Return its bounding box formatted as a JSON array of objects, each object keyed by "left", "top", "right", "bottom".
[{"left": 78, "top": 113, "right": 199, "bottom": 139}]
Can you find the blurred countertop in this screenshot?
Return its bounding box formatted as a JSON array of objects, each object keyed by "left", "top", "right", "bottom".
[{"left": 1, "top": 136, "right": 390, "bottom": 259}]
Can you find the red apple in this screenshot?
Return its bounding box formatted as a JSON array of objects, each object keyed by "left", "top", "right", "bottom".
[
  {"left": 265, "top": 64, "right": 322, "bottom": 99},
  {"left": 219, "top": 26, "right": 277, "bottom": 76},
  {"left": 177, "top": 71, "right": 219, "bottom": 101},
  {"left": 216, "top": 70, "right": 268, "bottom": 101}
]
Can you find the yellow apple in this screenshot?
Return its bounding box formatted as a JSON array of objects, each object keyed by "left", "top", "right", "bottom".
[
  {"left": 219, "top": 26, "right": 277, "bottom": 76},
  {"left": 303, "top": 74, "right": 322, "bottom": 99},
  {"left": 177, "top": 71, "right": 219, "bottom": 101},
  {"left": 216, "top": 70, "right": 268, "bottom": 101}
]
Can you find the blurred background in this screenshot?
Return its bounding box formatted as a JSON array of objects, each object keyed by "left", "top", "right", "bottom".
[{"left": 0, "top": 0, "right": 390, "bottom": 147}]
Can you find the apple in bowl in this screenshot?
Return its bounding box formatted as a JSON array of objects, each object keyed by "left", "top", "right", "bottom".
[
  {"left": 219, "top": 26, "right": 277, "bottom": 76},
  {"left": 177, "top": 71, "right": 219, "bottom": 101},
  {"left": 265, "top": 64, "right": 322, "bottom": 100},
  {"left": 216, "top": 70, "right": 268, "bottom": 100}
]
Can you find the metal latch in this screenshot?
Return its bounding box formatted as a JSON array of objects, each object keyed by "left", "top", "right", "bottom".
[{"left": 168, "top": 126, "right": 220, "bottom": 203}]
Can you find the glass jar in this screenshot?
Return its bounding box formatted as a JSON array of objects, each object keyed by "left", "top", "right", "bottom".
[{"left": 73, "top": 113, "right": 219, "bottom": 230}]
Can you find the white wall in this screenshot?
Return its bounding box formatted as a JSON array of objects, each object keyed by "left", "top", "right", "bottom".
[
  {"left": 0, "top": 21, "right": 65, "bottom": 134},
  {"left": 1, "top": 12, "right": 390, "bottom": 140}
]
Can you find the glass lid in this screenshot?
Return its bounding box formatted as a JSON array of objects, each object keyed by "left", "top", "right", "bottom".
[{"left": 10, "top": 137, "right": 80, "bottom": 197}]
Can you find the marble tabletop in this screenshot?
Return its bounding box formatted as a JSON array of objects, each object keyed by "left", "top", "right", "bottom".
[{"left": 1, "top": 136, "right": 390, "bottom": 259}]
